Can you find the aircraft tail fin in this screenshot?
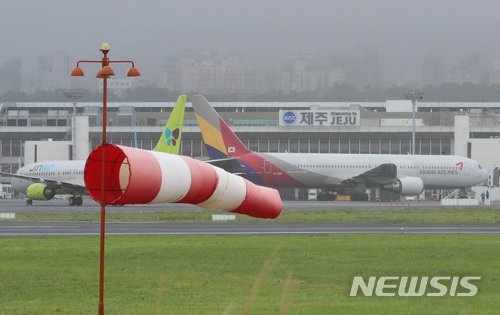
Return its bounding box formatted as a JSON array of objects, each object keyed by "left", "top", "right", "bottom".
[
  {"left": 153, "top": 95, "right": 187, "bottom": 154},
  {"left": 191, "top": 95, "right": 251, "bottom": 159}
]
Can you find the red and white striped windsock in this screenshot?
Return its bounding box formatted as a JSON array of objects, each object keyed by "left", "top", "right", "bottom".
[{"left": 84, "top": 144, "right": 282, "bottom": 219}]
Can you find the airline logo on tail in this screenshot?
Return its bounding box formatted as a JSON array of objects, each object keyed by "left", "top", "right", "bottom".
[{"left": 165, "top": 128, "right": 180, "bottom": 146}]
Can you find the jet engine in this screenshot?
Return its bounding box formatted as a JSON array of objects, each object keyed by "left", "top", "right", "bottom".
[
  {"left": 84, "top": 144, "right": 282, "bottom": 219},
  {"left": 381, "top": 177, "right": 424, "bottom": 195},
  {"left": 26, "top": 183, "right": 56, "bottom": 200}
]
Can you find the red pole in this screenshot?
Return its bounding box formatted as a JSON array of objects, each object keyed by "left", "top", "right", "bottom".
[
  {"left": 71, "top": 45, "right": 138, "bottom": 315},
  {"left": 98, "top": 50, "right": 109, "bottom": 315}
]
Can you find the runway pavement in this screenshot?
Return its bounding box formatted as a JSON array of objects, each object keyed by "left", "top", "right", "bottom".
[
  {"left": 0, "top": 197, "right": 497, "bottom": 213},
  {"left": 1, "top": 198, "right": 499, "bottom": 236},
  {"left": 2, "top": 221, "right": 500, "bottom": 236}
]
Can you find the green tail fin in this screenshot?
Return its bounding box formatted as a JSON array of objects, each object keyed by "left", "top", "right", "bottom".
[{"left": 153, "top": 95, "right": 186, "bottom": 154}]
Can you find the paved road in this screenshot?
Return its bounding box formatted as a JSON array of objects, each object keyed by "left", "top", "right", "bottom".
[
  {"left": 2, "top": 221, "right": 500, "bottom": 236},
  {"left": 0, "top": 198, "right": 497, "bottom": 213}
]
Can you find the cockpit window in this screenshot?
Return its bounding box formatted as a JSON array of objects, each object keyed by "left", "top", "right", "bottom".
[{"left": 478, "top": 164, "right": 483, "bottom": 169}]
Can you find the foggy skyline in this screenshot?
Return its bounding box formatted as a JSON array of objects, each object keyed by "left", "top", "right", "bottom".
[{"left": 2, "top": 0, "right": 500, "bottom": 86}]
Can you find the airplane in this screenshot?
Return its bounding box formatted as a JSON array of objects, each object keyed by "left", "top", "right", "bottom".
[
  {"left": 0, "top": 95, "right": 187, "bottom": 206},
  {"left": 191, "top": 95, "right": 489, "bottom": 200}
]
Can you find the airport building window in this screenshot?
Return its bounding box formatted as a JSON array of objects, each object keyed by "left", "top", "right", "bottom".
[
  {"left": 249, "top": 139, "right": 258, "bottom": 152},
  {"left": 310, "top": 139, "right": 319, "bottom": 153},
  {"left": 181, "top": 139, "right": 191, "bottom": 156},
  {"left": 441, "top": 140, "right": 451, "bottom": 155},
  {"left": 192, "top": 139, "right": 203, "bottom": 157},
  {"left": 330, "top": 139, "right": 340, "bottom": 154},
  {"left": 262, "top": 138, "right": 271, "bottom": 151},
  {"left": 120, "top": 138, "right": 133, "bottom": 147},
  {"left": 279, "top": 139, "right": 289, "bottom": 153},
  {"left": 11, "top": 140, "right": 20, "bottom": 157},
  {"left": 320, "top": 139, "right": 329, "bottom": 153},
  {"left": 431, "top": 139, "right": 441, "bottom": 155},
  {"left": 91, "top": 138, "right": 100, "bottom": 149},
  {"left": 350, "top": 139, "right": 360, "bottom": 154},
  {"left": 299, "top": 139, "right": 309, "bottom": 153},
  {"left": 88, "top": 116, "right": 98, "bottom": 126},
  {"left": 340, "top": 139, "right": 349, "bottom": 153},
  {"left": 289, "top": 139, "right": 298, "bottom": 153},
  {"left": 147, "top": 118, "right": 156, "bottom": 126},
  {"left": 415, "top": 140, "right": 421, "bottom": 154},
  {"left": 30, "top": 118, "right": 44, "bottom": 126},
  {"left": 390, "top": 139, "right": 400, "bottom": 154},
  {"left": 118, "top": 116, "right": 132, "bottom": 126},
  {"left": 370, "top": 139, "right": 380, "bottom": 154},
  {"left": 360, "top": 139, "right": 370, "bottom": 154},
  {"left": 401, "top": 139, "right": 411, "bottom": 155},
  {"left": 2, "top": 140, "right": 10, "bottom": 157},
  {"left": 421, "top": 139, "right": 431, "bottom": 155},
  {"left": 269, "top": 139, "right": 278, "bottom": 152},
  {"left": 380, "top": 139, "right": 390, "bottom": 154}
]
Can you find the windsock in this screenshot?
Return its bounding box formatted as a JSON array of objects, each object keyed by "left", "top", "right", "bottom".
[{"left": 84, "top": 144, "right": 282, "bottom": 219}]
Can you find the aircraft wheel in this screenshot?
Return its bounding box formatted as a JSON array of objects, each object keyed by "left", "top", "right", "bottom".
[
  {"left": 26, "top": 199, "right": 33, "bottom": 206},
  {"left": 75, "top": 196, "right": 83, "bottom": 206},
  {"left": 69, "top": 197, "right": 76, "bottom": 206}
]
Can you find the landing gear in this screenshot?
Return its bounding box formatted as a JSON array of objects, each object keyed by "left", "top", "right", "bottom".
[
  {"left": 350, "top": 193, "right": 369, "bottom": 201},
  {"left": 69, "top": 196, "right": 83, "bottom": 206},
  {"left": 318, "top": 192, "right": 335, "bottom": 201},
  {"left": 26, "top": 199, "right": 33, "bottom": 206}
]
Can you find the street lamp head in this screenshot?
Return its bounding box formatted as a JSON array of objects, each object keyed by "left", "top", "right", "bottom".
[
  {"left": 100, "top": 42, "right": 110, "bottom": 53},
  {"left": 70, "top": 67, "right": 85, "bottom": 77},
  {"left": 127, "top": 67, "right": 141, "bottom": 77},
  {"left": 404, "top": 91, "right": 424, "bottom": 101},
  {"left": 97, "top": 66, "right": 115, "bottom": 78}
]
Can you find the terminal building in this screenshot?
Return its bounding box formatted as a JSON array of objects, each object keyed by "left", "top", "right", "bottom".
[{"left": 1, "top": 99, "right": 499, "bottom": 200}]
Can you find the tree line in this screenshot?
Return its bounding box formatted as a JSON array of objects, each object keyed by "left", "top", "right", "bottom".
[{"left": 2, "top": 82, "right": 500, "bottom": 102}]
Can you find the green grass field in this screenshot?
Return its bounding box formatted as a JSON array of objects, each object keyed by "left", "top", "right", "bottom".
[
  {"left": 1, "top": 235, "right": 500, "bottom": 315},
  {"left": 13, "top": 207, "right": 500, "bottom": 225}
]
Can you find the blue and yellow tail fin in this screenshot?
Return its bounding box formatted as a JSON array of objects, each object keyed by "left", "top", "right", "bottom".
[
  {"left": 191, "top": 95, "right": 251, "bottom": 159},
  {"left": 153, "top": 95, "right": 186, "bottom": 154}
]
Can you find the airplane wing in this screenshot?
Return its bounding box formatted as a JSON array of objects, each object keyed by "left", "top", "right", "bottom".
[
  {"left": 340, "top": 163, "right": 398, "bottom": 187},
  {"left": 202, "top": 157, "right": 248, "bottom": 175},
  {"left": 0, "top": 172, "right": 86, "bottom": 195}
]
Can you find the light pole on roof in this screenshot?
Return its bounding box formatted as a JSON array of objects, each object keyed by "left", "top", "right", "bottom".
[{"left": 404, "top": 91, "right": 423, "bottom": 155}]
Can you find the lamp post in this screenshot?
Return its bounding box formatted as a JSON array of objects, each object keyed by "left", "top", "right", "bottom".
[
  {"left": 71, "top": 43, "right": 140, "bottom": 315},
  {"left": 404, "top": 91, "right": 423, "bottom": 155}
]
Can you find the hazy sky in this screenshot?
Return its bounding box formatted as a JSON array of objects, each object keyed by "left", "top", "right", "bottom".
[{"left": 2, "top": 0, "right": 500, "bottom": 82}]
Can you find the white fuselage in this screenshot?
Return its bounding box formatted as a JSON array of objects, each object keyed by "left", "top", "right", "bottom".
[
  {"left": 261, "top": 153, "right": 488, "bottom": 189},
  {"left": 11, "top": 160, "right": 86, "bottom": 195},
  {"left": 10, "top": 153, "right": 488, "bottom": 196}
]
